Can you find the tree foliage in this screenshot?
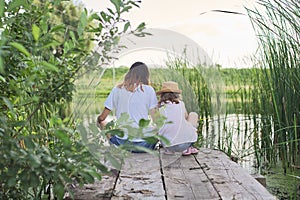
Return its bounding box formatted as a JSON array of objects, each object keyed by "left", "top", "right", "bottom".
[{"left": 0, "top": 0, "right": 145, "bottom": 199}]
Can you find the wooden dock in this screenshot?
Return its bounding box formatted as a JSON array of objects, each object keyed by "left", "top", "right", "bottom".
[{"left": 69, "top": 148, "right": 276, "bottom": 200}]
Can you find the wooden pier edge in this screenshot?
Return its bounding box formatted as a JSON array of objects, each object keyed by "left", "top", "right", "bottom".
[{"left": 67, "top": 148, "right": 277, "bottom": 200}]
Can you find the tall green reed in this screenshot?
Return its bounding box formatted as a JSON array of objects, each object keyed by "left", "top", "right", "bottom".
[{"left": 247, "top": 0, "right": 300, "bottom": 172}]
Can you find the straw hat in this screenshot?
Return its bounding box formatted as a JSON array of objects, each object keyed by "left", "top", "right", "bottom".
[{"left": 157, "top": 81, "right": 182, "bottom": 94}]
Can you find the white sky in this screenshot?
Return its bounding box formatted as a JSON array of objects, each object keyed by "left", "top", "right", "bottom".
[{"left": 80, "top": 0, "right": 260, "bottom": 68}]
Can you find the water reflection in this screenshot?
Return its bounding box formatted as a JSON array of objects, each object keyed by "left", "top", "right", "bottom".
[{"left": 201, "top": 114, "right": 262, "bottom": 174}]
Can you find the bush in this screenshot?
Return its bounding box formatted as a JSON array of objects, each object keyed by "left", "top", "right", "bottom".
[{"left": 0, "top": 0, "right": 145, "bottom": 199}]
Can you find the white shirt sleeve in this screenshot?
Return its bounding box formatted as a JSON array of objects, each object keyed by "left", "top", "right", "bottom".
[
  {"left": 148, "top": 86, "right": 158, "bottom": 109},
  {"left": 104, "top": 87, "right": 116, "bottom": 110}
]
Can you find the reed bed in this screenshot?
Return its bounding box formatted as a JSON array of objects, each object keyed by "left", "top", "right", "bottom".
[{"left": 247, "top": 0, "right": 300, "bottom": 172}]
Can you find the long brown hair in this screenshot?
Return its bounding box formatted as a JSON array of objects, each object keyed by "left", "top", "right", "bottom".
[
  {"left": 117, "top": 62, "right": 150, "bottom": 92},
  {"left": 158, "top": 92, "right": 180, "bottom": 107}
]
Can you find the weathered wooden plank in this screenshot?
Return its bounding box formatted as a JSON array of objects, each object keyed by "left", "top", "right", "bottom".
[
  {"left": 70, "top": 174, "right": 117, "bottom": 200},
  {"left": 160, "top": 151, "right": 220, "bottom": 200},
  {"left": 195, "top": 148, "right": 276, "bottom": 200},
  {"left": 181, "top": 155, "right": 221, "bottom": 200},
  {"left": 161, "top": 152, "right": 195, "bottom": 199},
  {"left": 112, "top": 153, "right": 165, "bottom": 200},
  {"left": 69, "top": 148, "right": 276, "bottom": 200}
]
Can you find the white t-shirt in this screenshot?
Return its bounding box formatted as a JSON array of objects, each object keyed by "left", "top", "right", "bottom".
[
  {"left": 104, "top": 84, "right": 158, "bottom": 141},
  {"left": 158, "top": 101, "right": 197, "bottom": 147}
]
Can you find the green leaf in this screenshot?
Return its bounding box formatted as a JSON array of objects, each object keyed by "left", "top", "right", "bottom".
[
  {"left": 107, "top": 129, "right": 124, "bottom": 137},
  {"left": 105, "top": 120, "right": 115, "bottom": 129},
  {"left": 136, "top": 22, "right": 146, "bottom": 32},
  {"left": 10, "top": 42, "right": 30, "bottom": 57},
  {"left": 50, "top": 24, "right": 65, "bottom": 33},
  {"left": 7, "top": 0, "right": 27, "bottom": 12},
  {"left": 42, "top": 154, "right": 55, "bottom": 164},
  {"left": 78, "top": 11, "right": 87, "bottom": 36},
  {"left": 2, "top": 97, "right": 13, "bottom": 110},
  {"left": 41, "top": 61, "right": 59, "bottom": 72},
  {"left": 107, "top": 8, "right": 114, "bottom": 15},
  {"left": 129, "top": 0, "right": 140, "bottom": 8},
  {"left": 100, "top": 11, "right": 108, "bottom": 22},
  {"left": 121, "top": 5, "right": 132, "bottom": 13},
  {"left": 139, "top": 118, "right": 150, "bottom": 127},
  {"left": 40, "top": 19, "right": 48, "bottom": 34},
  {"left": 0, "top": 0, "right": 4, "bottom": 17},
  {"left": 32, "top": 24, "right": 41, "bottom": 42},
  {"left": 84, "top": 169, "right": 102, "bottom": 181},
  {"left": 90, "top": 13, "right": 101, "bottom": 21},
  {"left": 29, "top": 172, "right": 40, "bottom": 188},
  {"left": 42, "top": 41, "right": 60, "bottom": 49},
  {"left": 94, "top": 162, "right": 108, "bottom": 173},
  {"left": 41, "top": 194, "right": 50, "bottom": 200},
  {"left": 143, "top": 136, "right": 158, "bottom": 144},
  {"left": 98, "top": 23, "right": 103, "bottom": 33},
  {"left": 123, "top": 22, "right": 130, "bottom": 33},
  {"left": 8, "top": 177, "right": 16, "bottom": 187},
  {"left": 54, "top": 183, "right": 65, "bottom": 200},
  {"left": 69, "top": 31, "right": 76, "bottom": 42},
  {"left": 13, "top": 120, "right": 26, "bottom": 127},
  {"left": 78, "top": 123, "right": 88, "bottom": 143},
  {"left": 24, "top": 137, "right": 35, "bottom": 149},
  {"left": 79, "top": 171, "right": 94, "bottom": 183},
  {"left": 28, "top": 154, "right": 41, "bottom": 168},
  {"left": 55, "top": 130, "right": 71, "bottom": 146},
  {"left": 0, "top": 56, "right": 4, "bottom": 73},
  {"left": 110, "top": 0, "right": 121, "bottom": 14},
  {"left": 0, "top": 75, "right": 5, "bottom": 82},
  {"left": 105, "top": 154, "right": 122, "bottom": 170},
  {"left": 156, "top": 135, "right": 170, "bottom": 145},
  {"left": 50, "top": 116, "right": 60, "bottom": 127}
]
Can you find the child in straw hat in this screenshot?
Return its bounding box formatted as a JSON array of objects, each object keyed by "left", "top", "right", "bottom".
[{"left": 157, "top": 81, "right": 199, "bottom": 155}]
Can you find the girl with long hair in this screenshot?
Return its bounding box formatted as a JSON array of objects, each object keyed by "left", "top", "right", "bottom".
[{"left": 97, "top": 62, "right": 158, "bottom": 152}]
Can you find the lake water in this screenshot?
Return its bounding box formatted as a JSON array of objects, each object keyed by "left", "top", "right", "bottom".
[{"left": 201, "top": 114, "right": 260, "bottom": 173}]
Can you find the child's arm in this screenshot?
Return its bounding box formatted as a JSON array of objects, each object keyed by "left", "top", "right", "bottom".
[{"left": 97, "top": 107, "right": 111, "bottom": 129}]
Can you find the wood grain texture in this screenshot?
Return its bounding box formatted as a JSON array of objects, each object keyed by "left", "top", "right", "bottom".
[
  {"left": 161, "top": 152, "right": 220, "bottom": 200},
  {"left": 70, "top": 148, "right": 276, "bottom": 200},
  {"left": 112, "top": 153, "right": 165, "bottom": 200},
  {"left": 69, "top": 175, "right": 117, "bottom": 200},
  {"left": 195, "top": 148, "right": 277, "bottom": 200}
]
